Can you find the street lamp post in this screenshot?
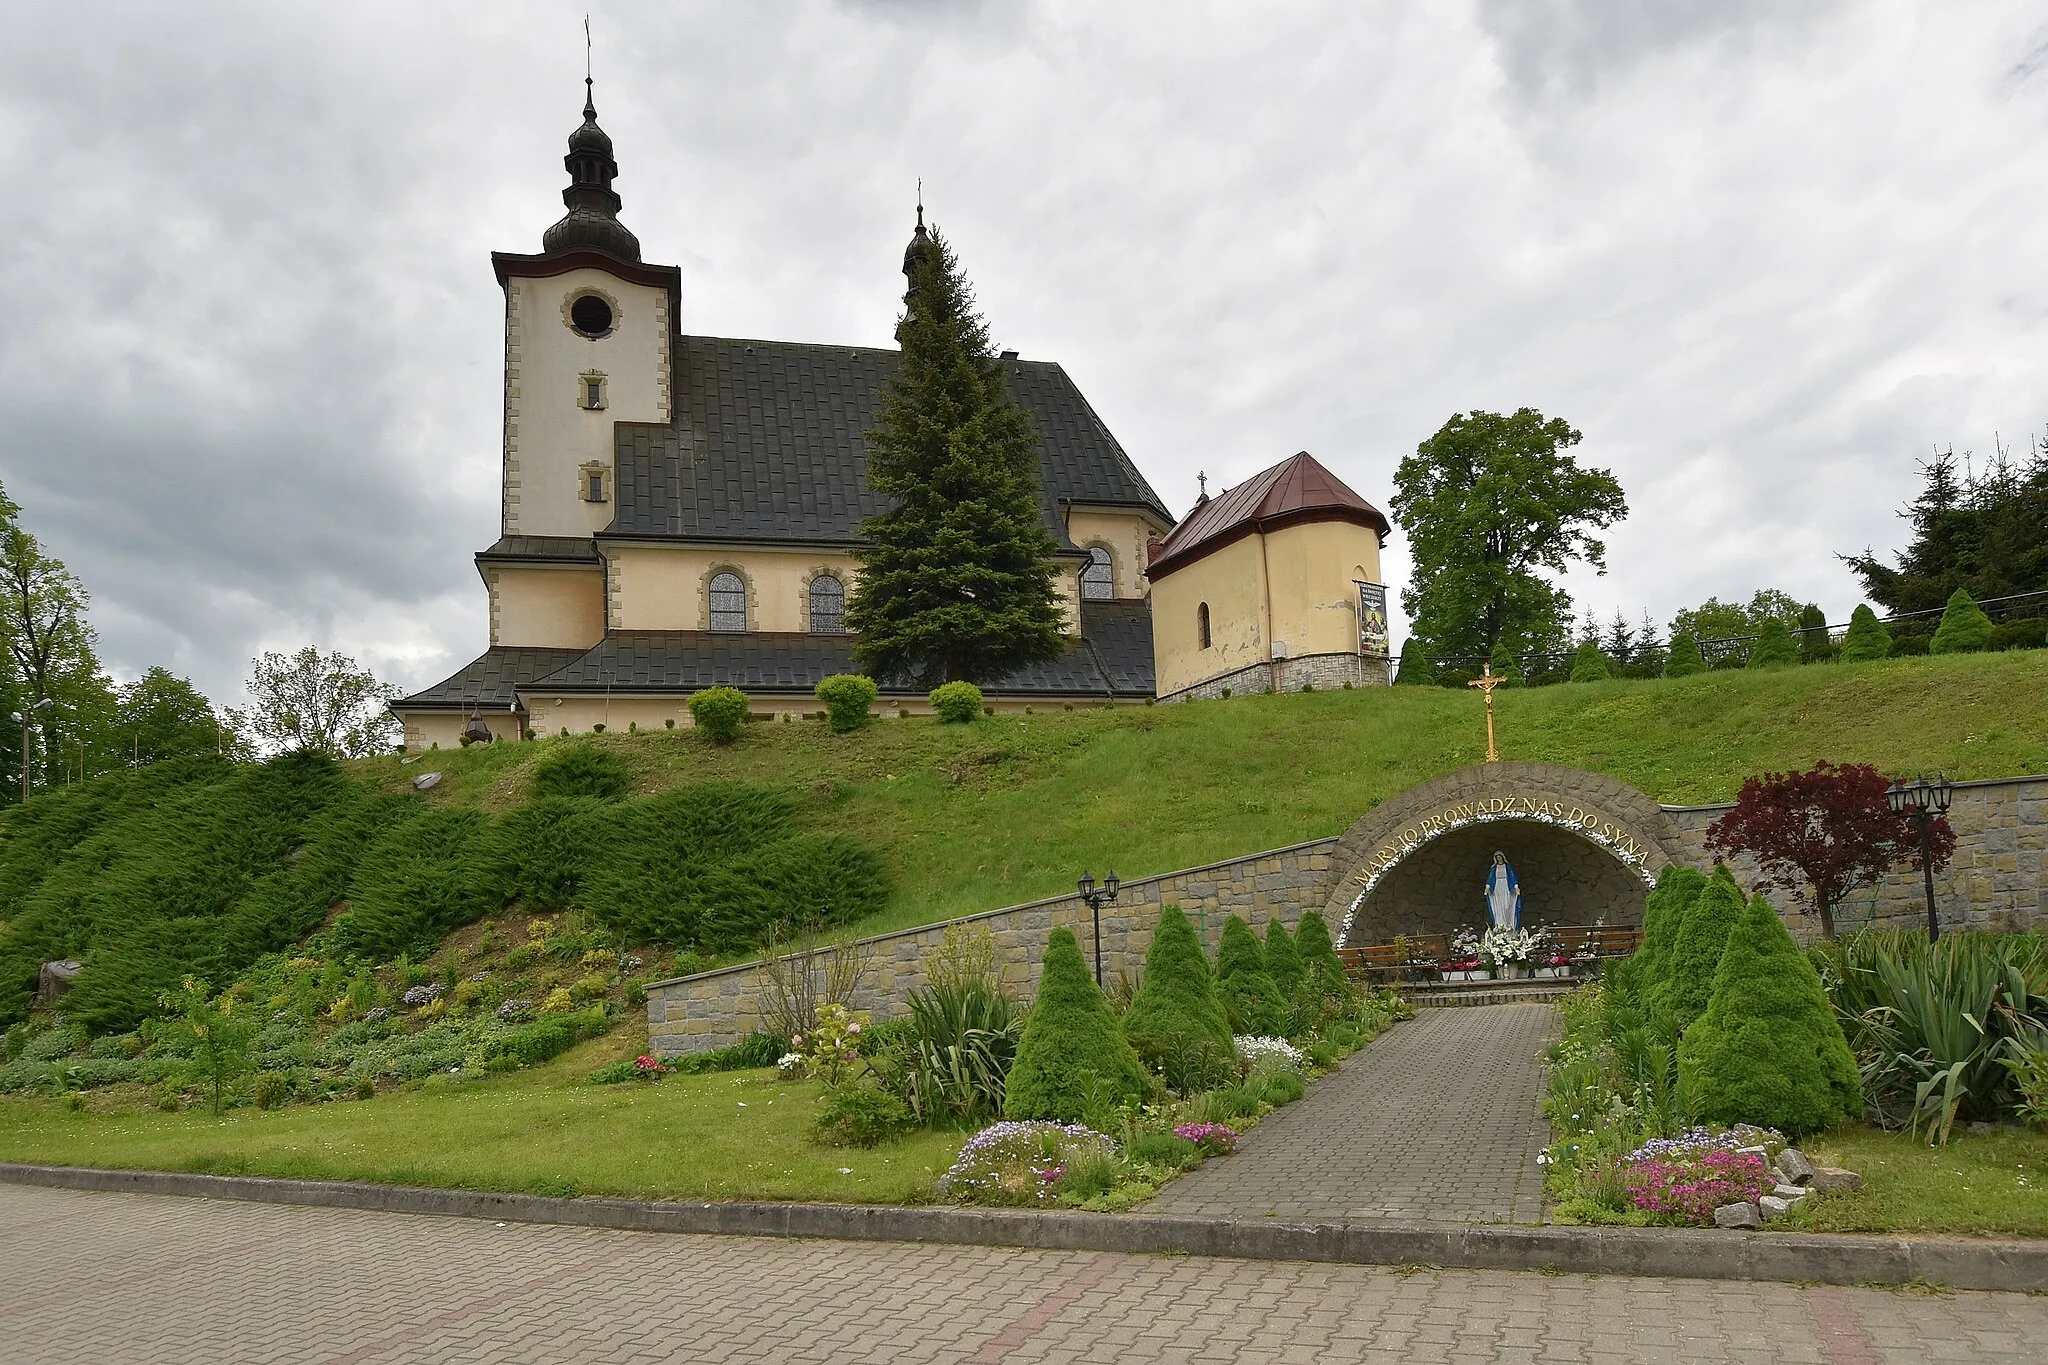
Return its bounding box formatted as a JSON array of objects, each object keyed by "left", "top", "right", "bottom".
[
  {"left": 10, "top": 698, "right": 53, "bottom": 803},
  {"left": 1077, "top": 870, "right": 1121, "bottom": 987},
  {"left": 1886, "top": 774, "right": 1955, "bottom": 941}
]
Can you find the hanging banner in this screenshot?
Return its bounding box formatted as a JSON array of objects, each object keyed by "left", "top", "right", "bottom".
[{"left": 1357, "top": 582, "right": 1389, "bottom": 658}]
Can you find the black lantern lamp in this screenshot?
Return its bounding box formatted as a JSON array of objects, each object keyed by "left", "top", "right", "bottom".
[
  {"left": 1886, "top": 774, "right": 1955, "bottom": 940},
  {"left": 1078, "top": 870, "right": 1121, "bottom": 986}
]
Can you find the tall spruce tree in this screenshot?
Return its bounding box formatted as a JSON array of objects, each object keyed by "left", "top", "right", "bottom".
[{"left": 846, "top": 214, "right": 1067, "bottom": 685}]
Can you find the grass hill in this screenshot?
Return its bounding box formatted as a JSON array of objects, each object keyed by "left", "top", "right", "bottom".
[
  {"left": 360, "top": 650, "right": 2048, "bottom": 937},
  {"left": 2, "top": 648, "right": 2045, "bottom": 1033}
]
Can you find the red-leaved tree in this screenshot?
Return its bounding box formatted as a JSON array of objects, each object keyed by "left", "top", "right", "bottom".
[{"left": 1706, "top": 761, "right": 1955, "bottom": 938}]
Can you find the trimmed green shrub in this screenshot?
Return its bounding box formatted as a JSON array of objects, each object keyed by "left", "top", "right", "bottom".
[
  {"left": 1662, "top": 632, "right": 1708, "bottom": 678},
  {"left": 816, "top": 674, "right": 879, "bottom": 732},
  {"left": 1662, "top": 865, "right": 1747, "bottom": 1032},
  {"left": 1931, "top": 587, "right": 1995, "bottom": 654},
  {"left": 687, "top": 687, "right": 750, "bottom": 742},
  {"left": 1263, "top": 919, "right": 1302, "bottom": 1000},
  {"left": 1797, "top": 602, "right": 1832, "bottom": 663},
  {"left": 1990, "top": 617, "right": 2048, "bottom": 651},
  {"left": 1121, "top": 906, "right": 1233, "bottom": 1079},
  {"left": 1746, "top": 618, "right": 1798, "bottom": 669},
  {"left": 1569, "top": 642, "right": 1614, "bottom": 682},
  {"left": 1393, "top": 638, "right": 1433, "bottom": 686},
  {"left": 1837, "top": 604, "right": 1891, "bottom": 662},
  {"left": 1487, "top": 641, "right": 1525, "bottom": 687},
  {"left": 1889, "top": 632, "right": 1931, "bottom": 657},
  {"left": 814, "top": 1080, "right": 915, "bottom": 1146},
  {"left": 929, "top": 681, "right": 983, "bottom": 723},
  {"left": 530, "top": 743, "right": 629, "bottom": 800},
  {"left": 1292, "top": 909, "right": 1347, "bottom": 1000},
  {"left": 1632, "top": 864, "right": 1706, "bottom": 1009},
  {"left": 1678, "top": 893, "right": 1860, "bottom": 1137},
  {"left": 1215, "top": 915, "right": 1284, "bottom": 1036},
  {"left": 1004, "top": 927, "right": 1149, "bottom": 1121}
]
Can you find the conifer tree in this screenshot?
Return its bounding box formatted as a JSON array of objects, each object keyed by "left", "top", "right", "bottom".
[
  {"left": 1121, "top": 906, "right": 1234, "bottom": 1074},
  {"left": 1746, "top": 618, "right": 1799, "bottom": 669},
  {"left": 1930, "top": 586, "right": 1994, "bottom": 654},
  {"left": 1568, "top": 641, "right": 1614, "bottom": 682},
  {"left": 1263, "top": 918, "right": 1303, "bottom": 1000},
  {"left": 1487, "top": 640, "right": 1525, "bottom": 687},
  {"left": 1004, "top": 927, "right": 1150, "bottom": 1121},
  {"left": 1662, "top": 631, "right": 1708, "bottom": 677},
  {"left": 1215, "top": 915, "right": 1284, "bottom": 1036},
  {"left": 1797, "top": 602, "right": 1832, "bottom": 663},
  {"left": 1393, "top": 638, "right": 1434, "bottom": 686},
  {"left": 1678, "top": 893, "right": 1861, "bottom": 1137},
  {"left": 1660, "top": 865, "right": 1747, "bottom": 1032},
  {"left": 846, "top": 219, "right": 1066, "bottom": 685},
  {"left": 1292, "top": 909, "right": 1348, "bottom": 999},
  {"left": 1632, "top": 864, "right": 1705, "bottom": 1010},
  {"left": 1837, "top": 604, "right": 1892, "bottom": 662}
]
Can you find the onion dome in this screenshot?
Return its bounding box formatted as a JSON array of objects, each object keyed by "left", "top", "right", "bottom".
[
  {"left": 541, "top": 78, "right": 641, "bottom": 262},
  {"left": 901, "top": 200, "right": 934, "bottom": 278}
]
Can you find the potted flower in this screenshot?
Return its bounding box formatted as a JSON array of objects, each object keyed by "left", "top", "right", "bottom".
[
  {"left": 1534, "top": 951, "right": 1573, "bottom": 979},
  {"left": 1440, "top": 928, "right": 1489, "bottom": 982},
  {"left": 1480, "top": 926, "right": 1537, "bottom": 979}
]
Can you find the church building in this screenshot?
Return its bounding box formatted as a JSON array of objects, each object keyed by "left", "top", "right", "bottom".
[{"left": 394, "top": 85, "right": 1392, "bottom": 749}]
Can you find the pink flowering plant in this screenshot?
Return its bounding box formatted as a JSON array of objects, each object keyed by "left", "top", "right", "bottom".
[
  {"left": 937, "top": 1121, "right": 1120, "bottom": 1206},
  {"left": 793, "top": 1002, "right": 865, "bottom": 1085},
  {"left": 632, "top": 1054, "right": 669, "bottom": 1081},
  {"left": 1620, "top": 1145, "right": 1775, "bottom": 1223},
  {"left": 1173, "top": 1121, "right": 1238, "bottom": 1156}
]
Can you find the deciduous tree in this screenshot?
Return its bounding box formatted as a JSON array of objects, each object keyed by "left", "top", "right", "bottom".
[
  {"left": 1390, "top": 408, "right": 1626, "bottom": 665},
  {"left": 1705, "top": 760, "right": 1954, "bottom": 938},
  {"left": 232, "top": 648, "right": 399, "bottom": 759}
]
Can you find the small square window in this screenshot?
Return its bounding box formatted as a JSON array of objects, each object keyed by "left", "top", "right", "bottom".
[
  {"left": 579, "top": 373, "right": 607, "bottom": 411},
  {"left": 583, "top": 470, "right": 607, "bottom": 503}
]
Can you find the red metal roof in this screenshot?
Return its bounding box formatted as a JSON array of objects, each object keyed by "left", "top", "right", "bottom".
[{"left": 1146, "top": 451, "right": 1389, "bottom": 581}]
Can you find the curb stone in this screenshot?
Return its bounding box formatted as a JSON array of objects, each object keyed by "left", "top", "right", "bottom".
[{"left": 2, "top": 1161, "right": 2044, "bottom": 1293}]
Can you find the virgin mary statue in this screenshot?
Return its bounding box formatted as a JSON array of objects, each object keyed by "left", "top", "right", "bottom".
[{"left": 1484, "top": 852, "right": 1522, "bottom": 931}]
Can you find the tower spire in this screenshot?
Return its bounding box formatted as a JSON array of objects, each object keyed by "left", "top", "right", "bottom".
[
  {"left": 540, "top": 61, "right": 640, "bottom": 262},
  {"left": 902, "top": 182, "right": 934, "bottom": 280}
]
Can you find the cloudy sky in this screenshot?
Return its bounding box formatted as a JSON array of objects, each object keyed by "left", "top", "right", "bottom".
[{"left": 0, "top": 1, "right": 2042, "bottom": 703}]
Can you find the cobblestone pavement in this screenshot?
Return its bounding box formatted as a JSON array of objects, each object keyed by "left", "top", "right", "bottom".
[
  {"left": 5, "top": 1183, "right": 2046, "bottom": 1363},
  {"left": 1148, "top": 1004, "right": 1558, "bottom": 1223}
]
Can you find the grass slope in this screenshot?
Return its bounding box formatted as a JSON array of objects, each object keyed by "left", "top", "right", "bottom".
[{"left": 358, "top": 652, "right": 2048, "bottom": 938}]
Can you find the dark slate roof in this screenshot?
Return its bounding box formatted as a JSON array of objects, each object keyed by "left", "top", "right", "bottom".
[
  {"left": 394, "top": 646, "right": 591, "bottom": 712},
  {"left": 608, "top": 336, "right": 1171, "bottom": 549},
  {"left": 1148, "top": 451, "right": 1389, "bottom": 581},
  {"left": 475, "top": 535, "right": 603, "bottom": 564},
  {"left": 519, "top": 601, "right": 1154, "bottom": 700}
]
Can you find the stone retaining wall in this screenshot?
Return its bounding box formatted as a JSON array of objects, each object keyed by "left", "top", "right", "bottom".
[
  {"left": 646, "top": 839, "right": 1342, "bottom": 1055},
  {"left": 1666, "top": 774, "right": 2048, "bottom": 938}
]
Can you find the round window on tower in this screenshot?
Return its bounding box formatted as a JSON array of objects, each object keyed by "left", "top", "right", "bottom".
[{"left": 568, "top": 293, "right": 615, "bottom": 338}]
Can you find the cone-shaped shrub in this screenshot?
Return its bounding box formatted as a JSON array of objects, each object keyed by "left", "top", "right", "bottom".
[
  {"left": 1931, "top": 587, "right": 1995, "bottom": 654},
  {"left": 1216, "top": 915, "right": 1284, "bottom": 1035},
  {"left": 1263, "top": 918, "right": 1303, "bottom": 1000},
  {"left": 1746, "top": 618, "right": 1798, "bottom": 669},
  {"left": 1394, "top": 638, "right": 1434, "bottom": 686},
  {"left": 1661, "top": 865, "right": 1747, "bottom": 1032},
  {"left": 1837, "top": 605, "right": 1891, "bottom": 662},
  {"left": 1293, "top": 909, "right": 1348, "bottom": 998},
  {"left": 1487, "top": 641, "right": 1525, "bottom": 687},
  {"left": 1663, "top": 632, "right": 1708, "bottom": 678},
  {"left": 1004, "top": 927, "right": 1150, "bottom": 1122},
  {"left": 1678, "top": 894, "right": 1860, "bottom": 1137},
  {"left": 1633, "top": 864, "right": 1705, "bottom": 1008},
  {"left": 1569, "top": 642, "right": 1614, "bottom": 682},
  {"left": 1121, "top": 905, "right": 1233, "bottom": 1069}
]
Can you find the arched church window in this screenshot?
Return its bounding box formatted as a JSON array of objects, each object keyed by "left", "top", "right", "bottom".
[
  {"left": 809, "top": 575, "right": 846, "bottom": 634},
  {"left": 1198, "top": 602, "right": 1211, "bottom": 650},
  {"left": 1080, "top": 546, "right": 1114, "bottom": 600},
  {"left": 709, "top": 571, "right": 747, "bottom": 632}
]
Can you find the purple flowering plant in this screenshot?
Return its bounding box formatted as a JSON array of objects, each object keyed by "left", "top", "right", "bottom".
[
  {"left": 937, "top": 1121, "right": 1119, "bottom": 1206},
  {"left": 1173, "top": 1121, "right": 1239, "bottom": 1155}
]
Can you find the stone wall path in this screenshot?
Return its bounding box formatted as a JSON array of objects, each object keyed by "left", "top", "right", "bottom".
[{"left": 1146, "top": 1003, "right": 1559, "bottom": 1223}]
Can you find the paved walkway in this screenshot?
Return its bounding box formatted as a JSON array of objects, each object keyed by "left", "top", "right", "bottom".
[
  {"left": 1148, "top": 1004, "right": 1559, "bottom": 1223},
  {"left": 4, "top": 1183, "right": 2046, "bottom": 1363}
]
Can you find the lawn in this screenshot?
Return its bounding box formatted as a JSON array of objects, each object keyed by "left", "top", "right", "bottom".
[
  {"left": 0, "top": 1031, "right": 962, "bottom": 1204},
  {"left": 1784, "top": 1122, "right": 2048, "bottom": 1239},
  {"left": 357, "top": 650, "right": 2048, "bottom": 938}
]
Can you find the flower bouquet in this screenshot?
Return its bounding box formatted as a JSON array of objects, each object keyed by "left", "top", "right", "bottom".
[
  {"left": 1480, "top": 926, "right": 1537, "bottom": 977},
  {"left": 1441, "top": 928, "right": 1489, "bottom": 981}
]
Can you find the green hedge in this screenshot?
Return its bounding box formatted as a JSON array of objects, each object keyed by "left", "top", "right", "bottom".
[
  {"left": 688, "top": 687, "right": 750, "bottom": 742},
  {"left": 816, "top": 674, "right": 878, "bottom": 732}
]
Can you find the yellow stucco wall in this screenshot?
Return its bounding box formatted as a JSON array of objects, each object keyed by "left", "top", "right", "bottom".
[
  {"left": 489, "top": 565, "right": 607, "bottom": 648},
  {"left": 1063, "top": 509, "right": 1155, "bottom": 600},
  {"left": 1149, "top": 518, "right": 1384, "bottom": 697},
  {"left": 400, "top": 710, "right": 523, "bottom": 752},
  {"left": 608, "top": 545, "right": 862, "bottom": 633},
  {"left": 502, "top": 267, "right": 671, "bottom": 540}
]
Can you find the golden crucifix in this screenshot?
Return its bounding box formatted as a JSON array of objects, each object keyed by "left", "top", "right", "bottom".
[{"left": 1468, "top": 663, "right": 1504, "bottom": 763}]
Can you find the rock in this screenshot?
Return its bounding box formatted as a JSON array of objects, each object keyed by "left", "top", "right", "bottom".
[
  {"left": 1771, "top": 1183, "right": 1809, "bottom": 1200},
  {"left": 1968, "top": 1121, "right": 1997, "bottom": 1136},
  {"left": 1776, "top": 1148, "right": 1815, "bottom": 1185},
  {"left": 411, "top": 772, "right": 442, "bottom": 791},
  {"left": 1808, "top": 1166, "right": 1863, "bottom": 1194},
  {"left": 33, "top": 959, "right": 81, "bottom": 1009},
  {"left": 1713, "top": 1201, "right": 1762, "bottom": 1230},
  {"left": 1759, "top": 1195, "right": 1796, "bottom": 1221}
]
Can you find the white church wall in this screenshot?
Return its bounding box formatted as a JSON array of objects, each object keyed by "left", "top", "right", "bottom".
[{"left": 503, "top": 267, "right": 671, "bottom": 539}]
